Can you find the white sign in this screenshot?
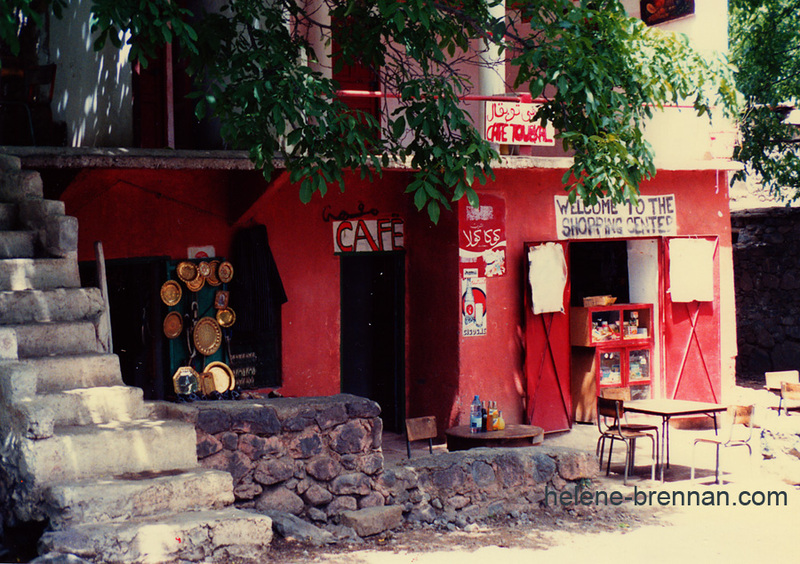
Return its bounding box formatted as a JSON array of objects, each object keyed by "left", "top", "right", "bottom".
[
  {"left": 484, "top": 101, "right": 555, "bottom": 146},
  {"left": 554, "top": 195, "right": 677, "bottom": 240},
  {"left": 461, "top": 276, "right": 487, "bottom": 337},
  {"left": 333, "top": 218, "right": 404, "bottom": 253}
]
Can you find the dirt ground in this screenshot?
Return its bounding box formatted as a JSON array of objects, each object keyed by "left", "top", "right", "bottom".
[{"left": 265, "top": 392, "right": 800, "bottom": 564}]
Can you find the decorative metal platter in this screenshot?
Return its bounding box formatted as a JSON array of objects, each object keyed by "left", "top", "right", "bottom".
[
  {"left": 206, "top": 260, "right": 221, "bottom": 286},
  {"left": 172, "top": 366, "right": 199, "bottom": 395},
  {"left": 160, "top": 280, "right": 182, "bottom": 306},
  {"left": 198, "top": 261, "right": 212, "bottom": 278},
  {"left": 205, "top": 361, "right": 235, "bottom": 392},
  {"left": 163, "top": 311, "right": 183, "bottom": 339},
  {"left": 218, "top": 261, "right": 234, "bottom": 284},
  {"left": 193, "top": 317, "right": 222, "bottom": 356},
  {"left": 185, "top": 275, "right": 205, "bottom": 293},
  {"left": 177, "top": 261, "right": 198, "bottom": 283},
  {"left": 216, "top": 307, "right": 236, "bottom": 328}
]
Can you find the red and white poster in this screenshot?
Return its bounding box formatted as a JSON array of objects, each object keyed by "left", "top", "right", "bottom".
[
  {"left": 462, "top": 276, "right": 487, "bottom": 337},
  {"left": 484, "top": 101, "right": 555, "bottom": 146},
  {"left": 459, "top": 194, "right": 507, "bottom": 278}
]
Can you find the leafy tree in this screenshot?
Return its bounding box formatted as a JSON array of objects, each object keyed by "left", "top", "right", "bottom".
[
  {"left": 730, "top": 0, "right": 800, "bottom": 200},
  {"left": 3, "top": 1, "right": 738, "bottom": 222}
]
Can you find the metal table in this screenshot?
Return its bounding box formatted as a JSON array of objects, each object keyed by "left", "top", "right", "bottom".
[{"left": 625, "top": 399, "right": 727, "bottom": 482}]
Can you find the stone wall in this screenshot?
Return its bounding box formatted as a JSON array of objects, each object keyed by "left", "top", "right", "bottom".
[
  {"left": 161, "top": 394, "right": 598, "bottom": 529},
  {"left": 732, "top": 208, "right": 800, "bottom": 381}
]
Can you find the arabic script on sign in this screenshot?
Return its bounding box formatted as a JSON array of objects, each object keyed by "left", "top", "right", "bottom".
[{"left": 484, "top": 101, "right": 555, "bottom": 146}]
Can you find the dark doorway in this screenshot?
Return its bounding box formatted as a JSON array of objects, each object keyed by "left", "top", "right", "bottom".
[
  {"left": 340, "top": 253, "right": 405, "bottom": 432},
  {"left": 569, "top": 241, "right": 630, "bottom": 307}
]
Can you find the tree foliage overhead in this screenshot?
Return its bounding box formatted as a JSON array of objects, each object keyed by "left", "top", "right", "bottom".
[
  {"left": 730, "top": 0, "right": 800, "bottom": 200},
  {"left": 3, "top": 1, "right": 737, "bottom": 221}
]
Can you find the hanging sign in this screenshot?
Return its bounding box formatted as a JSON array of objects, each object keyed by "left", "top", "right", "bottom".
[
  {"left": 333, "top": 217, "right": 404, "bottom": 253},
  {"left": 459, "top": 194, "right": 507, "bottom": 277},
  {"left": 484, "top": 101, "right": 555, "bottom": 146},
  {"left": 554, "top": 195, "right": 677, "bottom": 240},
  {"left": 640, "top": 0, "right": 694, "bottom": 26},
  {"left": 461, "top": 276, "right": 487, "bottom": 337}
]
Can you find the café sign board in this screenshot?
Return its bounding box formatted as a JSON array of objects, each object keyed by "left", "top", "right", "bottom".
[
  {"left": 554, "top": 195, "right": 677, "bottom": 240},
  {"left": 484, "top": 101, "right": 555, "bottom": 146}
]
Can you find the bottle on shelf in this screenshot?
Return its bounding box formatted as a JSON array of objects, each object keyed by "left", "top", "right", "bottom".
[
  {"left": 470, "top": 395, "right": 482, "bottom": 433},
  {"left": 481, "top": 401, "right": 488, "bottom": 432}
]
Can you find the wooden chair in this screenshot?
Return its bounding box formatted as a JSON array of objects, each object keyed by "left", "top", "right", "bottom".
[
  {"left": 691, "top": 405, "right": 755, "bottom": 484},
  {"left": 764, "top": 370, "right": 799, "bottom": 392},
  {"left": 596, "top": 396, "right": 656, "bottom": 484},
  {"left": 405, "top": 416, "right": 437, "bottom": 458},
  {"left": 779, "top": 382, "right": 800, "bottom": 416}
]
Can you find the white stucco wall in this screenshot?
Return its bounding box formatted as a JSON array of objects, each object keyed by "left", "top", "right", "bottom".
[{"left": 48, "top": 0, "right": 133, "bottom": 147}]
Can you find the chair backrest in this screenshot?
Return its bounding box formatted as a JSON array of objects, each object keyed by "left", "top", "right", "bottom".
[
  {"left": 724, "top": 405, "right": 755, "bottom": 442},
  {"left": 596, "top": 396, "right": 623, "bottom": 432},
  {"left": 765, "top": 370, "right": 799, "bottom": 390},
  {"left": 781, "top": 382, "right": 800, "bottom": 400},
  {"left": 405, "top": 416, "right": 437, "bottom": 442},
  {"left": 599, "top": 387, "right": 632, "bottom": 401}
]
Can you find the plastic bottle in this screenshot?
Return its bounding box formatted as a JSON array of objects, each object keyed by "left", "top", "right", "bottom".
[
  {"left": 470, "top": 395, "right": 482, "bottom": 433},
  {"left": 481, "top": 401, "right": 488, "bottom": 432}
]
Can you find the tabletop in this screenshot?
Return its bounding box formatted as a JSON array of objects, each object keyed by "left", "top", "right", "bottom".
[
  {"left": 445, "top": 424, "right": 544, "bottom": 439},
  {"left": 625, "top": 399, "right": 726, "bottom": 417}
]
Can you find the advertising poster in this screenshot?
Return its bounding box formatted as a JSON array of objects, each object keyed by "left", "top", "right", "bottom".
[
  {"left": 462, "top": 276, "right": 487, "bottom": 337},
  {"left": 459, "top": 194, "right": 507, "bottom": 277}
]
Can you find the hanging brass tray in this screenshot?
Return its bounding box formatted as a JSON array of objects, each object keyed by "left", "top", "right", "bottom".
[
  {"left": 206, "top": 260, "right": 221, "bottom": 286},
  {"left": 160, "top": 280, "right": 182, "bottom": 306},
  {"left": 193, "top": 317, "right": 222, "bottom": 356},
  {"left": 205, "top": 361, "right": 235, "bottom": 392},
  {"left": 217, "top": 261, "right": 234, "bottom": 284},
  {"left": 176, "top": 261, "right": 198, "bottom": 283},
  {"left": 216, "top": 307, "right": 236, "bottom": 328},
  {"left": 163, "top": 311, "right": 183, "bottom": 339},
  {"left": 185, "top": 274, "right": 205, "bottom": 293}
]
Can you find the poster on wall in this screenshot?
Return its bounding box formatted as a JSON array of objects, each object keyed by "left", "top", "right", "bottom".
[
  {"left": 640, "top": 0, "right": 695, "bottom": 26},
  {"left": 459, "top": 194, "right": 507, "bottom": 277},
  {"left": 554, "top": 194, "right": 677, "bottom": 240},
  {"left": 462, "top": 276, "right": 487, "bottom": 337}
]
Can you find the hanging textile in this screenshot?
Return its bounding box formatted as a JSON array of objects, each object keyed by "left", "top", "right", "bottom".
[
  {"left": 669, "top": 238, "right": 715, "bottom": 302},
  {"left": 528, "top": 242, "right": 568, "bottom": 314}
]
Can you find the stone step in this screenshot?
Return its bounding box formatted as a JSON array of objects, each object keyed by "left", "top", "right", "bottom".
[
  {"left": 0, "top": 230, "right": 36, "bottom": 258},
  {"left": 0, "top": 257, "right": 81, "bottom": 291},
  {"left": 18, "top": 418, "right": 198, "bottom": 486},
  {"left": 12, "top": 320, "right": 100, "bottom": 358},
  {"left": 18, "top": 198, "right": 66, "bottom": 229},
  {"left": 38, "top": 507, "right": 273, "bottom": 564},
  {"left": 0, "top": 354, "right": 124, "bottom": 404},
  {"left": 19, "top": 386, "right": 147, "bottom": 431},
  {"left": 0, "top": 287, "right": 104, "bottom": 325},
  {"left": 0, "top": 202, "right": 16, "bottom": 230},
  {"left": 0, "top": 169, "right": 43, "bottom": 202},
  {"left": 45, "top": 468, "right": 235, "bottom": 528}
]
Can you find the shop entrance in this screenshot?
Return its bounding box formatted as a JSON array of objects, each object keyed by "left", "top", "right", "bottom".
[{"left": 340, "top": 253, "right": 405, "bottom": 432}]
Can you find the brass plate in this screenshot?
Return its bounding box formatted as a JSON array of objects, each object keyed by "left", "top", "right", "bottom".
[
  {"left": 206, "top": 260, "right": 221, "bottom": 287},
  {"left": 177, "top": 261, "right": 198, "bottom": 283},
  {"left": 185, "top": 275, "right": 205, "bottom": 293},
  {"left": 163, "top": 311, "right": 183, "bottom": 339},
  {"left": 216, "top": 307, "right": 236, "bottom": 328},
  {"left": 198, "top": 261, "right": 212, "bottom": 278},
  {"left": 172, "top": 366, "right": 199, "bottom": 395},
  {"left": 160, "top": 280, "right": 182, "bottom": 306},
  {"left": 218, "top": 261, "right": 234, "bottom": 284},
  {"left": 205, "top": 361, "right": 235, "bottom": 392},
  {"left": 193, "top": 317, "right": 222, "bottom": 356}
]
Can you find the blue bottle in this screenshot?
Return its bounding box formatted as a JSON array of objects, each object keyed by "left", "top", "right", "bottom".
[{"left": 470, "top": 395, "right": 482, "bottom": 433}]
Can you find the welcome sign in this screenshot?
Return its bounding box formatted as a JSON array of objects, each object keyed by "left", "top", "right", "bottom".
[{"left": 554, "top": 195, "right": 677, "bottom": 240}]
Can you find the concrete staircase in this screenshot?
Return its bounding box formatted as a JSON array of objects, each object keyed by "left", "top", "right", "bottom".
[{"left": 0, "top": 155, "right": 272, "bottom": 563}]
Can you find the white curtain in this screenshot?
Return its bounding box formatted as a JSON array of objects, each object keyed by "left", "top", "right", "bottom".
[{"left": 669, "top": 238, "right": 715, "bottom": 302}]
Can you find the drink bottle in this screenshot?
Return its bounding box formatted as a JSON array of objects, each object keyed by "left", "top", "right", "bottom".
[{"left": 470, "top": 395, "right": 482, "bottom": 433}]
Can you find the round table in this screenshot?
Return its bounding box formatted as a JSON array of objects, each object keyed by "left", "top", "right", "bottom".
[{"left": 445, "top": 424, "right": 544, "bottom": 451}]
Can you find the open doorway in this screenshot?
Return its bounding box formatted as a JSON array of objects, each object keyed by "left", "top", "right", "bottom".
[
  {"left": 340, "top": 253, "right": 405, "bottom": 432},
  {"left": 569, "top": 240, "right": 630, "bottom": 306}
]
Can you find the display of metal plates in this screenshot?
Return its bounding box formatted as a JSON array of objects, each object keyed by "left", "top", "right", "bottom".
[
  {"left": 160, "top": 280, "right": 182, "bottom": 306},
  {"left": 193, "top": 317, "right": 222, "bottom": 356},
  {"left": 172, "top": 366, "right": 199, "bottom": 395},
  {"left": 216, "top": 307, "right": 236, "bottom": 328},
  {"left": 217, "top": 261, "right": 234, "bottom": 283},
  {"left": 185, "top": 275, "right": 205, "bottom": 293},
  {"left": 206, "top": 260, "right": 221, "bottom": 286},
  {"left": 204, "top": 361, "right": 235, "bottom": 392},
  {"left": 176, "top": 261, "right": 198, "bottom": 282},
  {"left": 163, "top": 311, "right": 183, "bottom": 339}
]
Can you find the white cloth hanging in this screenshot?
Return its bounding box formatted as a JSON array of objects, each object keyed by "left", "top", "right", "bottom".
[{"left": 528, "top": 242, "right": 567, "bottom": 314}]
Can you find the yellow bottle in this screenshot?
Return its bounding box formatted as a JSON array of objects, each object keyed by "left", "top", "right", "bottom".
[{"left": 497, "top": 410, "right": 506, "bottom": 430}]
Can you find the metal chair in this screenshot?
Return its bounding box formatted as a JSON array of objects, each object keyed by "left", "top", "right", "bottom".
[
  {"left": 599, "top": 387, "right": 660, "bottom": 466},
  {"left": 405, "top": 415, "right": 437, "bottom": 458},
  {"left": 779, "top": 382, "right": 800, "bottom": 416},
  {"left": 691, "top": 405, "right": 755, "bottom": 484},
  {"left": 596, "top": 396, "right": 657, "bottom": 484}
]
